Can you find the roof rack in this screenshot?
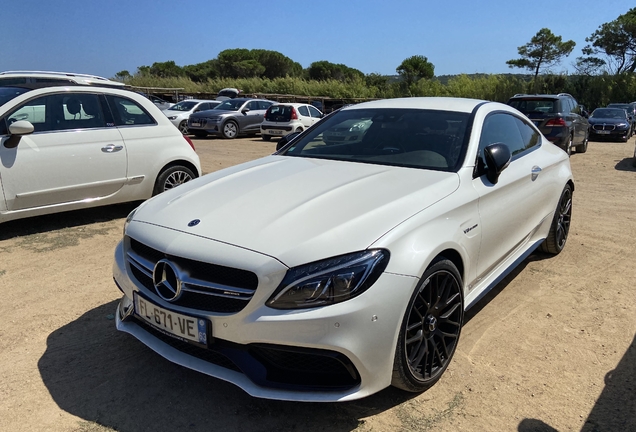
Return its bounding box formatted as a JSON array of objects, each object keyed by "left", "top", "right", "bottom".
[
  {"left": 557, "top": 93, "right": 572, "bottom": 97},
  {"left": 0, "top": 70, "right": 113, "bottom": 81}
]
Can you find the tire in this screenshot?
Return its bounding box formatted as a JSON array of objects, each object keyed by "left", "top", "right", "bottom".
[
  {"left": 262, "top": 135, "right": 271, "bottom": 141},
  {"left": 178, "top": 121, "right": 189, "bottom": 135},
  {"left": 565, "top": 134, "right": 573, "bottom": 156},
  {"left": 153, "top": 165, "right": 195, "bottom": 196},
  {"left": 222, "top": 120, "right": 239, "bottom": 139},
  {"left": 295, "top": 127, "right": 303, "bottom": 133},
  {"left": 193, "top": 130, "right": 207, "bottom": 139},
  {"left": 392, "top": 258, "right": 464, "bottom": 393},
  {"left": 576, "top": 131, "right": 588, "bottom": 153},
  {"left": 539, "top": 184, "right": 572, "bottom": 255}
]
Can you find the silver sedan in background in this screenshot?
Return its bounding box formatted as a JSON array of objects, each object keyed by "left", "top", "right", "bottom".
[
  {"left": 188, "top": 98, "right": 274, "bottom": 139},
  {"left": 163, "top": 99, "right": 221, "bottom": 134}
]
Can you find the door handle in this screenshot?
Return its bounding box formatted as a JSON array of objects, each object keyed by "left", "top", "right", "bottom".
[
  {"left": 101, "top": 144, "right": 124, "bottom": 153},
  {"left": 531, "top": 166, "right": 542, "bottom": 181}
]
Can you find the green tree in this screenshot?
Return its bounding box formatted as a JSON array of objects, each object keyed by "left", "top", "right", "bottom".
[
  {"left": 576, "top": 7, "right": 636, "bottom": 74},
  {"left": 396, "top": 55, "right": 435, "bottom": 88},
  {"left": 114, "top": 70, "right": 131, "bottom": 82},
  {"left": 307, "top": 61, "right": 364, "bottom": 82},
  {"left": 183, "top": 60, "right": 220, "bottom": 82},
  {"left": 252, "top": 49, "right": 303, "bottom": 78},
  {"left": 148, "top": 61, "right": 184, "bottom": 78},
  {"left": 506, "top": 28, "right": 575, "bottom": 83}
]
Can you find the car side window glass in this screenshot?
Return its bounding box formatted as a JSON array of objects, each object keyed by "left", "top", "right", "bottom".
[
  {"left": 5, "top": 95, "right": 49, "bottom": 133},
  {"left": 259, "top": 101, "right": 273, "bottom": 110},
  {"left": 50, "top": 93, "right": 106, "bottom": 131},
  {"left": 514, "top": 116, "right": 540, "bottom": 152},
  {"left": 247, "top": 101, "right": 259, "bottom": 111},
  {"left": 106, "top": 95, "right": 155, "bottom": 126},
  {"left": 298, "top": 106, "right": 310, "bottom": 117},
  {"left": 308, "top": 106, "right": 322, "bottom": 118},
  {"left": 478, "top": 113, "right": 526, "bottom": 167}
]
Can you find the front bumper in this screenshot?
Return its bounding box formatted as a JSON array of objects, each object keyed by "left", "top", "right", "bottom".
[{"left": 113, "top": 235, "right": 418, "bottom": 402}]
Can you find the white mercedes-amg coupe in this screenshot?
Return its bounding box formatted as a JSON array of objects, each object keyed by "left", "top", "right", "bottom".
[{"left": 113, "top": 97, "right": 573, "bottom": 402}]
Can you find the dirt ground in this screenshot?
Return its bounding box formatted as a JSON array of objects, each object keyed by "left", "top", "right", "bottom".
[{"left": 1, "top": 134, "right": 635, "bottom": 432}]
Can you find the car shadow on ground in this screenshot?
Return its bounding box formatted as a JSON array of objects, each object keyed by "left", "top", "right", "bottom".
[
  {"left": 517, "top": 333, "right": 636, "bottom": 431},
  {"left": 614, "top": 157, "right": 636, "bottom": 172},
  {"left": 0, "top": 202, "right": 139, "bottom": 241},
  {"left": 464, "top": 251, "right": 549, "bottom": 323},
  {"left": 38, "top": 300, "right": 418, "bottom": 432}
]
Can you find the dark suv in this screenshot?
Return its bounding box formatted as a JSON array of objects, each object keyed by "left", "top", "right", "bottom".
[{"left": 507, "top": 93, "right": 589, "bottom": 155}]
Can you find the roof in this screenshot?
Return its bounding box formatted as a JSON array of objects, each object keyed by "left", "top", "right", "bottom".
[{"left": 343, "top": 97, "right": 490, "bottom": 114}]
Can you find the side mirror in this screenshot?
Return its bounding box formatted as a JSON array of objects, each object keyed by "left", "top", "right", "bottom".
[
  {"left": 9, "top": 120, "right": 34, "bottom": 136},
  {"left": 5, "top": 120, "right": 34, "bottom": 149},
  {"left": 483, "top": 143, "right": 511, "bottom": 184},
  {"left": 241, "top": 108, "right": 250, "bottom": 114},
  {"left": 276, "top": 132, "right": 300, "bottom": 151}
]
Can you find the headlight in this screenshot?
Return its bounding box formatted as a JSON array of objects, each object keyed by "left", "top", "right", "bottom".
[
  {"left": 349, "top": 121, "right": 367, "bottom": 132},
  {"left": 123, "top": 207, "right": 138, "bottom": 236},
  {"left": 167, "top": 116, "right": 177, "bottom": 120},
  {"left": 616, "top": 123, "right": 629, "bottom": 129},
  {"left": 266, "top": 250, "right": 389, "bottom": 310}
]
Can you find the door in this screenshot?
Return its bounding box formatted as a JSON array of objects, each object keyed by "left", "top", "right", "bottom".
[
  {"left": 0, "top": 93, "right": 127, "bottom": 211},
  {"left": 472, "top": 112, "right": 556, "bottom": 281},
  {"left": 241, "top": 100, "right": 266, "bottom": 132}
]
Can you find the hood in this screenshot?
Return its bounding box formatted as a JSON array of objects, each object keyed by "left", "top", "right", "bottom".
[
  {"left": 589, "top": 117, "right": 628, "bottom": 124},
  {"left": 133, "top": 156, "right": 460, "bottom": 267}
]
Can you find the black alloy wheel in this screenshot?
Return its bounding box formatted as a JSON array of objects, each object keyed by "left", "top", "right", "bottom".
[
  {"left": 392, "top": 259, "right": 463, "bottom": 392},
  {"left": 540, "top": 184, "right": 572, "bottom": 254}
]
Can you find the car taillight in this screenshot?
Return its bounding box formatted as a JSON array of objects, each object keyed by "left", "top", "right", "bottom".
[
  {"left": 545, "top": 117, "right": 566, "bottom": 127},
  {"left": 291, "top": 107, "right": 298, "bottom": 120},
  {"left": 183, "top": 135, "right": 195, "bottom": 151}
]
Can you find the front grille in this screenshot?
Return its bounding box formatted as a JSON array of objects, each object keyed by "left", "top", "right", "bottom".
[
  {"left": 127, "top": 237, "right": 258, "bottom": 313},
  {"left": 593, "top": 124, "right": 616, "bottom": 131}
]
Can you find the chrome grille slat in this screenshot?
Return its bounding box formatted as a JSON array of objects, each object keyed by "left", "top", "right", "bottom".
[
  {"left": 182, "top": 284, "right": 251, "bottom": 301},
  {"left": 125, "top": 237, "right": 258, "bottom": 313}
]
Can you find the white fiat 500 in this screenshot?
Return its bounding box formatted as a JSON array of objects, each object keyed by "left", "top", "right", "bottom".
[
  {"left": 113, "top": 97, "right": 573, "bottom": 402},
  {"left": 0, "top": 78, "right": 201, "bottom": 223}
]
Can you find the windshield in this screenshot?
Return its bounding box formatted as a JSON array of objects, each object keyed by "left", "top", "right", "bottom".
[
  {"left": 167, "top": 101, "right": 198, "bottom": 111},
  {"left": 216, "top": 99, "right": 246, "bottom": 111},
  {"left": 0, "top": 86, "right": 30, "bottom": 107},
  {"left": 591, "top": 109, "right": 627, "bottom": 119},
  {"left": 282, "top": 108, "right": 470, "bottom": 171}
]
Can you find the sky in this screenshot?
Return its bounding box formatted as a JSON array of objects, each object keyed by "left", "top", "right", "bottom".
[{"left": 1, "top": 0, "right": 632, "bottom": 80}]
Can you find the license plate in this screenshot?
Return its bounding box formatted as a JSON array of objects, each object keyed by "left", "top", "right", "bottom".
[
  {"left": 597, "top": 130, "right": 610, "bottom": 135},
  {"left": 133, "top": 292, "right": 209, "bottom": 346},
  {"left": 191, "top": 122, "right": 201, "bottom": 127},
  {"left": 267, "top": 129, "right": 283, "bottom": 135}
]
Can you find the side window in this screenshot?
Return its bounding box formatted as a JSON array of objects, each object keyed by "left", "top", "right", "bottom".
[
  {"left": 51, "top": 93, "right": 106, "bottom": 131},
  {"left": 561, "top": 98, "right": 572, "bottom": 114},
  {"left": 478, "top": 113, "right": 526, "bottom": 167},
  {"left": 106, "top": 95, "right": 155, "bottom": 126},
  {"left": 514, "top": 117, "right": 540, "bottom": 152},
  {"left": 247, "top": 101, "right": 260, "bottom": 110},
  {"left": 298, "top": 106, "right": 310, "bottom": 117},
  {"left": 5, "top": 95, "right": 49, "bottom": 133},
  {"left": 259, "top": 101, "right": 273, "bottom": 110},
  {"left": 308, "top": 106, "right": 322, "bottom": 118},
  {"left": 570, "top": 98, "right": 580, "bottom": 115}
]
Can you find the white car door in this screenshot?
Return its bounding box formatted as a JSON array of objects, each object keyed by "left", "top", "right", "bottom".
[
  {"left": 297, "top": 105, "right": 314, "bottom": 129},
  {"left": 472, "top": 112, "right": 556, "bottom": 281},
  {"left": 0, "top": 92, "right": 127, "bottom": 211},
  {"left": 308, "top": 105, "right": 323, "bottom": 126}
]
